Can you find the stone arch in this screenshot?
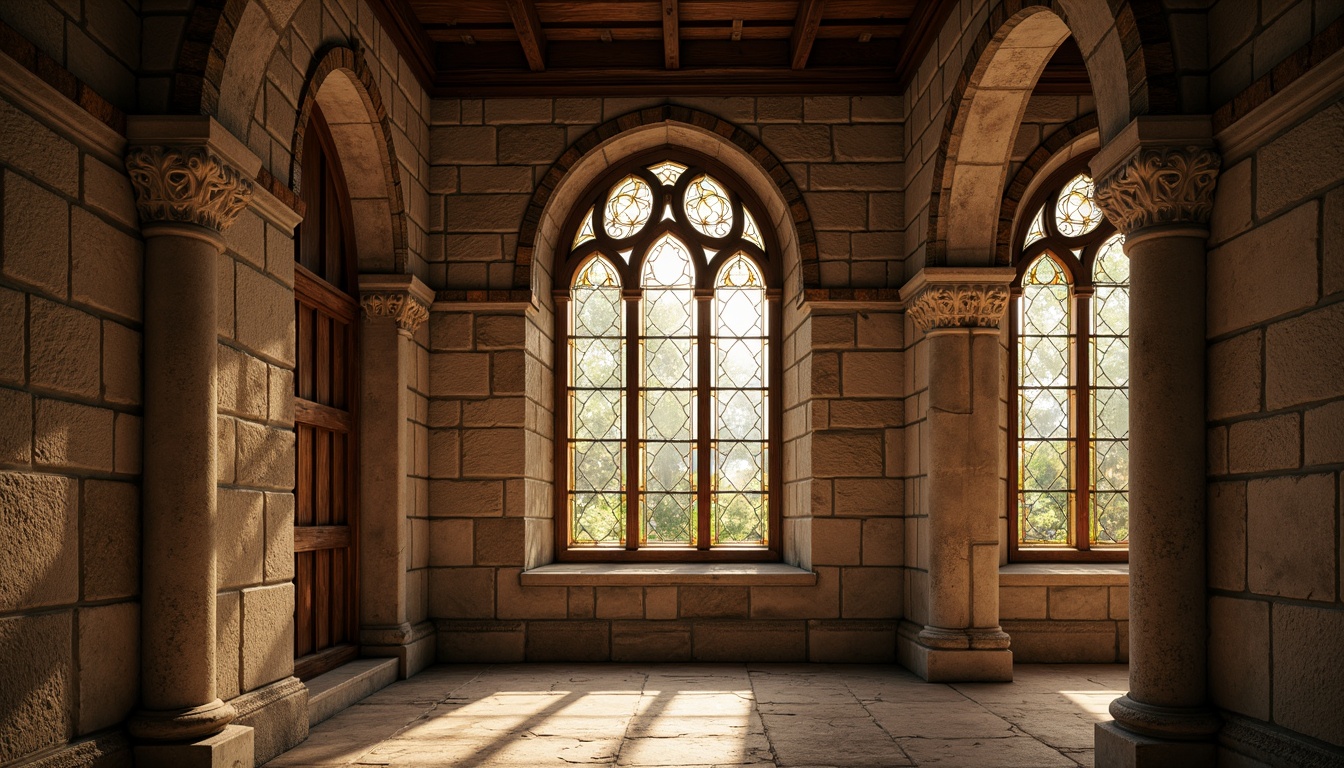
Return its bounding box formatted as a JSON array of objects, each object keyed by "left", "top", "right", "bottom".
[
  {"left": 995, "top": 113, "right": 1100, "bottom": 265},
  {"left": 167, "top": 0, "right": 248, "bottom": 115},
  {"left": 291, "top": 46, "right": 409, "bottom": 273},
  {"left": 925, "top": 0, "right": 1173, "bottom": 267},
  {"left": 512, "top": 106, "right": 817, "bottom": 304}
]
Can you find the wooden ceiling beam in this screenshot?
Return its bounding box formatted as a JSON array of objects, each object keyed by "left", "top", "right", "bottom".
[
  {"left": 662, "top": 0, "right": 680, "bottom": 69},
  {"left": 790, "top": 0, "right": 827, "bottom": 70},
  {"left": 503, "top": 0, "right": 548, "bottom": 71}
]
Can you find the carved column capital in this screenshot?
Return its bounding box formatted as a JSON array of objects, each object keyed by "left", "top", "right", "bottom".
[
  {"left": 905, "top": 283, "right": 1011, "bottom": 332},
  {"left": 1094, "top": 146, "right": 1221, "bottom": 235},
  {"left": 361, "top": 291, "right": 430, "bottom": 334},
  {"left": 125, "top": 145, "right": 254, "bottom": 232}
]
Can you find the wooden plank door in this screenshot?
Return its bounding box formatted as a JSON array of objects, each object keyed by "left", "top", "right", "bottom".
[{"left": 293, "top": 103, "right": 360, "bottom": 681}]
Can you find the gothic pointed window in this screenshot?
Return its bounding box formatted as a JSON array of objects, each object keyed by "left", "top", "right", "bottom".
[
  {"left": 558, "top": 152, "right": 778, "bottom": 560},
  {"left": 1010, "top": 160, "right": 1129, "bottom": 561}
]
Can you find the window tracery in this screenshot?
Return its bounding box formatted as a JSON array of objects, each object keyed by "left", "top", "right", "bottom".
[
  {"left": 558, "top": 152, "right": 778, "bottom": 560},
  {"left": 1011, "top": 157, "right": 1129, "bottom": 561}
]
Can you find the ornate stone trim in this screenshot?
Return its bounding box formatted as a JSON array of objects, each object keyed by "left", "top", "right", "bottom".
[
  {"left": 125, "top": 145, "right": 253, "bottom": 231},
  {"left": 361, "top": 291, "right": 430, "bottom": 334},
  {"left": 906, "top": 284, "right": 1010, "bottom": 332},
  {"left": 1094, "top": 146, "right": 1221, "bottom": 234}
]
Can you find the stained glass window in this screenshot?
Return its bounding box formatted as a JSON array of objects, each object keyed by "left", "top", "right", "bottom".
[
  {"left": 559, "top": 158, "right": 776, "bottom": 559},
  {"left": 1012, "top": 161, "right": 1128, "bottom": 560}
]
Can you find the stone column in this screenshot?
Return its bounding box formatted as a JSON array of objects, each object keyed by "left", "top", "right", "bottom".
[
  {"left": 357, "top": 274, "right": 434, "bottom": 677},
  {"left": 899, "top": 267, "right": 1016, "bottom": 682},
  {"left": 1090, "top": 117, "right": 1221, "bottom": 767},
  {"left": 124, "top": 119, "right": 261, "bottom": 767}
]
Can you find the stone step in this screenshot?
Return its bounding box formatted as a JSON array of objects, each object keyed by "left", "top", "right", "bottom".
[{"left": 305, "top": 658, "right": 400, "bottom": 728}]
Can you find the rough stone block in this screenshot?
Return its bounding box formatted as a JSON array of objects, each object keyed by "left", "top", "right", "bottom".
[
  {"left": 34, "top": 398, "right": 114, "bottom": 472},
  {"left": 0, "top": 470, "right": 79, "bottom": 616},
  {"left": 834, "top": 478, "right": 902, "bottom": 516},
  {"left": 999, "top": 586, "right": 1048, "bottom": 619},
  {"left": 1326, "top": 185, "right": 1343, "bottom": 297},
  {"left": 1271, "top": 603, "right": 1344, "bottom": 746},
  {"left": 429, "top": 567, "right": 495, "bottom": 618},
  {"left": 1208, "top": 201, "right": 1319, "bottom": 336},
  {"left": 0, "top": 286, "right": 24, "bottom": 386},
  {"left": 459, "top": 166, "right": 534, "bottom": 194},
  {"left": 461, "top": 428, "right": 526, "bottom": 477},
  {"left": 1208, "top": 596, "right": 1270, "bottom": 720},
  {"left": 1304, "top": 400, "right": 1344, "bottom": 466},
  {"left": 811, "top": 518, "right": 862, "bottom": 566},
  {"left": 807, "top": 620, "right": 898, "bottom": 662},
  {"left": 2, "top": 172, "right": 68, "bottom": 296},
  {"left": 1047, "top": 586, "right": 1109, "bottom": 620},
  {"left": 694, "top": 620, "right": 805, "bottom": 662},
  {"left": 430, "top": 352, "right": 490, "bottom": 396},
  {"left": 134, "top": 724, "right": 255, "bottom": 768},
  {"left": 1000, "top": 620, "right": 1116, "bottom": 663},
  {"left": 1207, "top": 331, "right": 1261, "bottom": 420},
  {"left": 808, "top": 192, "right": 868, "bottom": 231},
  {"left": 235, "top": 267, "right": 296, "bottom": 366},
  {"left": 861, "top": 517, "right": 903, "bottom": 566},
  {"left": 0, "top": 612, "right": 72, "bottom": 764},
  {"left": 841, "top": 567, "right": 901, "bottom": 618},
  {"left": 1094, "top": 720, "right": 1215, "bottom": 768},
  {"left": 0, "top": 99, "right": 79, "bottom": 196},
  {"left": 77, "top": 602, "right": 138, "bottom": 734},
  {"left": 429, "top": 519, "right": 475, "bottom": 566},
  {"left": 1209, "top": 158, "right": 1252, "bottom": 245},
  {"left": 473, "top": 517, "right": 525, "bottom": 566},
  {"left": 1266, "top": 302, "right": 1344, "bottom": 408},
  {"left": 680, "top": 586, "right": 749, "bottom": 618},
  {"left": 567, "top": 587, "right": 595, "bottom": 618},
  {"left": 241, "top": 583, "right": 294, "bottom": 691},
  {"left": 429, "top": 126, "right": 495, "bottom": 164},
  {"left": 114, "top": 412, "right": 140, "bottom": 475},
  {"left": 611, "top": 621, "right": 692, "bottom": 662},
  {"left": 832, "top": 125, "right": 901, "bottom": 161},
  {"left": 751, "top": 567, "right": 840, "bottom": 619},
  {"left": 101, "top": 321, "right": 141, "bottom": 406},
  {"left": 496, "top": 567, "right": 566, "bottom": 619},
  {"left": 811, "top": 431, "right": 884, "bottom": 477},
  {"left": 497, "top": 125, "right": 565, "bottom": 165},
  {"left": 760, "top": 125, "right": 832, "bottom": 161},
  {"left": 82, "top": 155, "right": 138, "bottom": 229},
  {"left": 595, "top": 586, "right": 643, "bottom": 619},
  {"left": 1209, "top": 480, "right": 1247, "bottom": 591},
  {"left": 1256, "top": 100, "right": 1344, "bottom": 217},
  {"left": 71, "top": 208, "right": 142, "bottom": 322},
  {"left": 1246, "top": 473, "right": 1335, "bottom": 601},
  {"left": 1228, "top": 413, "right": 1300, "bottom": 473},
  {"left": 29, "top": 297, "right": 100, "bottom": 399},
  {"left": 526, "top": 620, "right": 609, "bottom": 661},
  {"left": 81, "top": 480, "right": 139, "bottom": 601},
  {"left": 644, "top": 586, "right": 678, "bottom": 620},
  {"left": 437, "top": 620, "right": 525, "bottom": 662},
  {"left": 218, "top": 488, "right": 264, "bottom": 589},
  {"left": 0, "top": 387, "right": 32, "bottom": 465},
  {"left": 429, "top": 479, "right": 504, "bottom": 517},
  {"left": 235, "top": 420, "right": 296, "bottom": 491},
  {"left": 263, "top": 492, "right": 294, "bottom": 584}
]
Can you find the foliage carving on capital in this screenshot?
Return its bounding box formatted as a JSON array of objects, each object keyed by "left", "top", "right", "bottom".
[
  {"left": 361, "top": 292, "right": 430, "bottom": 334},
  {"left": 125, "top": 145, "right": 254, "bottom": 231},
  {"left": 906, "top": 284, "right": 1010, "bottom": 332},
  {"left": 1094, "top": 146, "right": 1220, "bottom": 234}
]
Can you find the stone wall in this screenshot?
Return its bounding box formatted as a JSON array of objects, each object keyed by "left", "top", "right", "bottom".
[
  {"left": 0, "top": 59, "right": 141, "bottom": 766},
  {"left": 1208, "top": 0, "right": 1343, "bottom": 109},
  {"left": 1205, "top": 84, "right": 1344, "bottom": 755},
  {"left": 0, "top": 1, "right": 140, "bottom": 112}
]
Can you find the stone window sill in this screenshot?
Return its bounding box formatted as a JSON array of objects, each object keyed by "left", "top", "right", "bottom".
[
  {"left": 999, "top": 562, "right": 1129, "bottom": 587},
  {"left": 521, "top": 562, "right": 818, "bottom": 587}
]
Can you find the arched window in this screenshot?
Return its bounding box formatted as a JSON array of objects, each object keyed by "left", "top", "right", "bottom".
[
  {"left": 556, "top": 151, "right": 779, "bottom": 561},
  {"left": 1010, "top": 157, "right": 1129, "bottom": 561}
]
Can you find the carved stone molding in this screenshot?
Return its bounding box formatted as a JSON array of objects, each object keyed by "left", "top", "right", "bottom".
[
  {"left": 906, "top": 283, "right": 1010, "bottom": 332},
  {"left": 1094, "top": 146, "right": 1221, "bottom": 234},
  {"left": 361, "top": 291, "right": 430, "bottom": 334},
  {"left": 125, "top": 145, "right": 254, "bottom": 231}
]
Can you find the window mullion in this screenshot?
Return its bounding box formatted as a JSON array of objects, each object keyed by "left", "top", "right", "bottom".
[
  {"left": 624, "top": 290, "right": 641, "bottom": 550},
  {"left": 696, "top": 290, "right": 713, "bottom": 550},
  {"left": 1074, "top": 287, "right": 1093, "bottom": 552}
]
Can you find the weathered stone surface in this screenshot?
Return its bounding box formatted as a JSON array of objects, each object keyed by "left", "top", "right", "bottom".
[
  {"left": 2, "top": 172, "right": 68, "bottom": 296},
  {"left": 473, "top": 518, "right": 525, "bottom": 566},
  {"left": 1047, "top": 586, "right": 1109, "bottom": 620},
  {"left": 77, "top": 602, "right": 139, "bottom": 734},
  {"left": 525, "top": 620, "right": 608, "bottom": 661},
  {"left": 841, "top": 567, "right": 901, "bottom": 618},
  {"left": 760, "top": 124, "right": 832, "bottom": 161},
  {"left": 0, "top": 472, "right": 77, "bottom": 612},
  {"left": 71, "top": 207, "right": 142, "bottom": 322},
  {"left": 0, "top": 612, "right": 72, "bottom": 763},
  {"left": 610, "top": 621, "right": 692, "bottom": 662},
  {"left": 429, "top": 126, "right": 496, "bottom": 164},
  {"left": 1208, "top": 481, "right": 1247, "bottom": 591},
  {"left": 235, "top": 420, "right": 296, "bottom": 491},
  {"left": 81, "top": 480, "right": 139, "bottom": 601},
  {"left": 1246, "top": 473, "right": 1335, "bottom": 601},
  {"left": 236, "top": 266, "right": 296, "bottom": 366},
  {"left": 1266, "top": 302, "right": 1344, "bottom": 408},
  {"left": 1228, "top": 413, "right": 1300, "bottom": 473},
  {"left": 461, "top": 428, "right": 526, "bottom": 477},
  {"left": 833, "top": 125, "right": 901, "bottom": 161},
  {"left": 1208, "top": 596, "right": 1270, "bottom": 720},
  {"left": 496, "top": 567, "right": 566, "bottom": 619},
  {"left": 811, "top": 431, "right": 884, "bottom": 477},
  {"left": 0, "top": 387, "right": 32, "bottom": 465},
  {"left": 29, "top": 297, "right": 100, "bottom": 399},
  {"left": 1208, "top": 201, "right": 1319, "bottom": 336},
  {"left": 429, "top": 567, "right": 495, "bottom": 618},
  {"left": 1256, "top": 100, "right": 1344, "bottom": 217},
  {"left": 218, "top": 488, "right": 264, "bottom": 589},
  {"left": 693, "top": 620, "right": 805, "bottom": 661},
  {"left": 861, "top": 517, "right": 903, "bottom": 566},
  {"left": 999, "top": 586, "right": 1048, "bottom": 619},
  {"left": 595, "top": 586, "right": 643, "bottom": 619},
  {"left": 1272, "top": 603, "right": 1344, "bottom": 747},
  {"left": 496, "top": 125, "right": 565, "bottom": 165},
  {"left": 1304, "top": 400, "right": 1344, "bottom": 466},
  {"left": 242, "top": 583, "right": 295, "bottom": 691},
  {"left": 0, "top": 286, "right": 24, "bottom": 385},
  {"left": 679, "top": 586, "right": 749, "bottom": 618},
  {"left": 1207, "top": 331, "right": 1261, "bottom": 420}
]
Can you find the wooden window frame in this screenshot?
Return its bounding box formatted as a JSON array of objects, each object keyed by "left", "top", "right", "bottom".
[
  {"left": 293, "top": 103, "right": 363, "bottom": 679},
  {"left": 1007, "top": 154, "right": 1129, "bottom": 563},
  {"left": 553, "top": 148, "right": 783, "bottom": 562}
]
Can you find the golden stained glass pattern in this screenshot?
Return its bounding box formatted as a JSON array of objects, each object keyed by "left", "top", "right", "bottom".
[
  {"left": 1018, "top": 254, "right": 1073, "bottom": 546},
  {"left": 573, "top": 207, "right": 597, "bottom": 250},
  {"left": 712, "top": 254, "right": 767, "bottom": 544},
  {"left": 648, "top": 161, "right": 687, "bottom": 186},
  {"left": 604, "top": 174, "right": 654, "bottom": 239},
  {"left": 1053, "top": 173, "right": 1103, "bottom": 237},
  {"left": 684, "top": 174, "right": 734, "bottom": 238},
  {"left": 741, "top": 208, "right": 765, "bottom": 249},
  {"left": 1090, "top": 233, "right": 1129, "bottom": 546},
  {"left": 569, "top": 256, "right": 625, "bottom": 545},
  {"left": 1024, "top": 205, "right": 1047, "bottom": 248}
]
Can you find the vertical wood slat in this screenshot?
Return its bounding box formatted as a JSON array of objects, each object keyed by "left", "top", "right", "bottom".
[
  {"left": 332, "top": 432, "right": 346, "bottom": 526},
  {"left": 295, "top": 551, "right": 313, "bottom": 657},
  {"left": 315, "top": 430, "right": 331, "bottom": 526},
  {"left": 316, "top": 312, "right": 332, "bottom": 406},
  {"left": 314, "top": 549, "right": 330, "bottom": 651},
  {"left": 332, "top": 551, "right": 347, "bottom": 645},
  {"left": 297, "top": 425, "right": 314, "bottom": 526},
  {"left": 332, "top": 322, "right": 347, "bottom": 410},
  {"left": 298, "top": 304, "right": 314, "bottom": 401}
]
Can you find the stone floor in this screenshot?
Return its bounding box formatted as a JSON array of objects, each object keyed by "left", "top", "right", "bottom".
[{"left": 266, "top": 663, "right": 1128, "bottom": 768}]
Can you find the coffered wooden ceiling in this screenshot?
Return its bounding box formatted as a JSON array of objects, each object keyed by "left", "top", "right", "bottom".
[{"left": 369, "top": 0, "right": 962, "bottom": 95}]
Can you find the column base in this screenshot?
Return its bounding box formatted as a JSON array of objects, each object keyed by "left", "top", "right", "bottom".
[
  {"left": 361, "top": 621, "right": 437, "bottom": 678},
  {"left": 1095, "top": 720, "right": 1215, "bottom": 768},
  {"left": 126, "top": 698, "right": 236, "bottom": 742},
  {"left": 231, "top": 676, "right": 308, "bottom": 766},
  {"left": 897, "top": 623, "right": 1013, "bottom": 682},
  {"left": 133, "top": 724, "right": 254, "bottom": 768}
]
